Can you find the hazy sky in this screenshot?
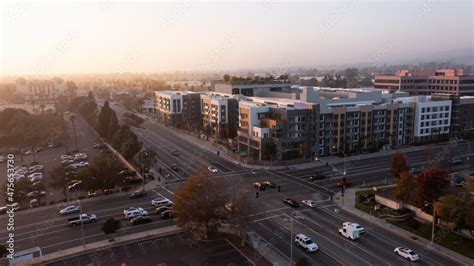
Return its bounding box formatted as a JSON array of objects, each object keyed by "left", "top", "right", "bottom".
[{"left": 1, "top": 1, "right": 473, "bottom": 76}]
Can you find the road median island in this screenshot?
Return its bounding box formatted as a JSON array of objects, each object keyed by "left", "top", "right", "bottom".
[{"left": 28, "top": 225, "right": 184, "bottom": 265}]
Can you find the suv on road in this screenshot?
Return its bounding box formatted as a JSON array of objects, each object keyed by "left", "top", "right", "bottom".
[
  {"left": 283, "top": 198, "right": 300, "bottom": 208},
  {"left": 295, "top": 234, "right": 318, "bottom": 252}
]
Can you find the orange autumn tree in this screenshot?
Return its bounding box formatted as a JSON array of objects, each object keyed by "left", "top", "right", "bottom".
[{"left": 173, "top": 171, "right": 231, "bottom": 239}]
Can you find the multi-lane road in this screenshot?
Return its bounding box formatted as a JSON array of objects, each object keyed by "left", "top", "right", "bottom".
[{"left": 1, "top": 102, "right": 473, "bottom": 265}]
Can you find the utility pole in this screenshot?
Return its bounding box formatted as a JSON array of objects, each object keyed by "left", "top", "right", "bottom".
[
  {"left": 77, "top": 199, "right": 85, "bottom": 249},
  {"left": 290, "top": 213, "right": 293, "bottom": 265}
]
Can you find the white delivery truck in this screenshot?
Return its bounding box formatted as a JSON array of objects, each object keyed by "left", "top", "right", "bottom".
[{"left": 339, "top": 223, "right": 360, "bottom": 240}]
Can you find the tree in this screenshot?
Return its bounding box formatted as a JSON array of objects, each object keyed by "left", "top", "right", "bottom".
[
  {"left": 101, "top": 218, "right": 121, "bottom": 235},
  {"left": 395, "top": 171, "right": 413, "bottom": 205},
  {"left": 97, "top": 101, "right": 113, "bottom": 138},
  {"left": 416, "top": 167, "right": 449, "bottom": 207},
  {"left": 173, "top": 172, "right": 231, "bottom": 239},
  {"left": 390, "top": 153, "right": 409, "bottom": 179},
  {"left": 435, "top": 182, "right": 474, "bottom": 235},
  {"left": 107, "top": 111, "right": 120, "bottom": 139},
  {"left": 344, "top": 68, "right": 359, "bottom": 87},
  {"left": 76, "top": 153, "right": 124, "bottom": 191},
  {"left": 48, "top": 165, "right": 70, "bottom": 201},
  {"left": 0, "top": 244, "right": 7, "bottom": 258},
  {"left": 69, "top": 115, "right": 79, "bottom": 151},
  {"left": 112, "top": 125, "right": 141, "bottom": 160}
]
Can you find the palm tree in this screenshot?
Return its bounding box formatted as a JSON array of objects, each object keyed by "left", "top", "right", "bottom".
[{"left": 70, "top": 115, "right": 79, "bottom": 152}]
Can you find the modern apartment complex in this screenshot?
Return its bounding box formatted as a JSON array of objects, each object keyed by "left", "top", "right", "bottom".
[
  {"left": 237, "top": 98, "right": 318, "bottom": 161},
  {"left": 153, "top": 84, "right": 472, "bottom": 162},
  {"left": 201, "top": 93, "right": 239, "bottom": 139},
  {"left": 374, "top": 69, "right": 474, "bottom": 96},
  {"left": 15, "top": 78, "right": 71, "bottom": 104},
  {"left": 154, "top": 91, "right": 202, "bottom": 131}
]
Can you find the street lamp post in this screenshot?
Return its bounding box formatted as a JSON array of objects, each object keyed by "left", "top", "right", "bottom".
[
  {"left": 290, "top": 212, "right": 294, "bottom": 265},
  {"left": 425, "top": 202, "right": 436, "bottom": 246}
]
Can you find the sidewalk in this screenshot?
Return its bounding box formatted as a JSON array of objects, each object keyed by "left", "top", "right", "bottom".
[
  {"left": 247, "top": 231, "right": 290, "bottom": 266},
  {"left": 333, "top": 189, "right": 474, "bottom": 265},
  {"left": 26, "top": 225, "right": 184, "bottom": 265}
]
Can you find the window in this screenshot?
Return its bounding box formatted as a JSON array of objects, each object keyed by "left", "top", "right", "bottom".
[
  {"left": 444, "top": 120, "right": 449, "bottom": 125},
  {"left": 433, "top": 107, "right": 438, "bottom": 112},
  {"left": 445, "top": 113, "right": 449, "bottom": 118},
  {"left": 422, "top": 108, "right": 426, "bottom": 113},
  {"left": 421, "top": 115, "right": 425, "bottom": 120}
]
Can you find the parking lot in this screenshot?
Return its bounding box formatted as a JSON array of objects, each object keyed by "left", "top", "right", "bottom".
[
  {"left": 0, "top": 113, "right": 102, "bottom": 206},
  {"left": 47, "top": 232, "right": 255, "bottom": 266}
]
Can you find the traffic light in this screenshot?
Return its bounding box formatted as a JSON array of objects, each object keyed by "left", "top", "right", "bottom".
[
  {"left": 256, "top": 191, "right": 259, "bottom": 198},
  {"left": 277, "top": 186, "right": 281, "bottom": 192}
]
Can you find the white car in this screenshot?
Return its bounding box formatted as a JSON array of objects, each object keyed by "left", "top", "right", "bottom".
[
  {"left": 301, "top": 200, "right": 317, "bottom": 208},
  {"left": 74, "top": 153, "right": 88, "bottom": 160},
  {"left": 68, "top": 181, "right": 82, "bottom": 191},
  {"left": 13, "top": 174, "right": 25, "bottom": 180},
  {"left": 24, "top": 149, "right": 34, "bottom": 155},
  {"left": 152, "top": 199, "right": 173, "bottom": 208},
  {"left": 208, "top": 166, "right": 218, "bottom": 173},
  {"left": 394, "top": 247, "right": 419, "bottom": 262},
  {"left": 28, "top": 172, "right": 43, "bottom": 179},
  {"left": 295, "top": 234, "right": 319, "bottom": 252},
  {"left": 123, "top": 207, "right": 144, "bottom": 216},
  {"left": 60, "top": 155, "right": 73, "bottom": 160},
  {"left": 61, "top": 159, "right": 75, "bottom": 165},
  {"left": 342, "top": 222, "right": 365, "bottom": 234},
  {"left": 124, "top": 208, "right": 148, "bottom": 219},
  {"left": 0, "top": 156, "right": 6, "bottom": 163},
  {"left": 67, "top": 161, "right": 89, "bottom": 169},
  {"left": 151, "top": 197, "right": 166, "bottom": 205},
  {"left": 60, "top": 205, "right": 80, "bottom": 215},
  {"left": 28, "top": 165, "right": 44, "bottom": 173}
]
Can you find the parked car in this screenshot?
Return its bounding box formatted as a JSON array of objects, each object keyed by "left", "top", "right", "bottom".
[
  {"left": 208, "top": 166, "right": 218, "bottom": 173},
  {"left": 129, "top": 190, "right": 147, "bottom": 199},
  {"left": 68, "top": 181, "right": 82, "bottom": 191},
  {"left": 410, "top": 167, "right": 421, "bottom": 175},
  {"left": 394, "top": 247, "right": 419, "bottom": 262},
  {"left": 94, "top": 143, "right": 107, "bottom": 150},
  {"left": 60, "top": 155, "right": 73, "bottom": 160},
  {"left": 121, "top": 186, "right": 133, "bottom": 192},
  {"left": 27, "top": 191, "right": 46, "bottom": 198},
  {"left": 24, "top": 149, "right": 34, "bottom": 155},
  {"left": 295, "top": 234, "right": 318, "bottom": 252},
  {"left": 301, "top": 200, "right": 317, "bottom": 208},
  {"left": 0, "top": 156, "right": 6, "bottom": 163},
  {"left": 170, "top": 164, "right": 179, "bottom": 171},
  {"left": 35, "top": 147, "right": 44, "bottom": 153},
  {"left": 103, "top": 188, "right": 114, "bottom": 195},
  {"left": 128, "top": 215, "right": 152, "bottom": 225},
  {"left": 61, "top": 159, "right": 75, "bottom": 165},
  {"left": 160, "top": 210, "right": 174, "bottom": 219},
  {"left": 283, "top": 199, "right": 300, "bottom": 208},
  {"left": 59, "top": 205, "right": 80, "bottom": 215},
  {"left": 120, "top": 169, "right": 136, "bottom": 177},
  {"left": 171, "top": 150, "right": 179, "bottom": 156},
  {"left": 88, "top": 191, "right": 98, "bottom": 197},
  {"left": 74, "top": 153, "right": 88, "bottom": 160}
]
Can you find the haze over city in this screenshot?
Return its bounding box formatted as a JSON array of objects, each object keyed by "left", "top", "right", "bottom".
[{"left": 1, "top": 0, "right": 473, "bottom": 76}]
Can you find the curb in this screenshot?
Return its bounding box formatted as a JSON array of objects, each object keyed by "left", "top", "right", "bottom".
[
  {"left": 333, "top": 190, "right": 474, "bottom": 266},
  {"left": 27, "top": 226, "right": 184, "bottom": 265}
]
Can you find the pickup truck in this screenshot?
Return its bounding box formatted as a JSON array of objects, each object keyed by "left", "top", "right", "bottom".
[{"left": 67, "top": 214, "right": 97, "bottom": 227}]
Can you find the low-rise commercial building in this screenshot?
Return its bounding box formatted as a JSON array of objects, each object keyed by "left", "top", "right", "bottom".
[{"left": 374, "top": 69, "right": 474, "bottom": 96}]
